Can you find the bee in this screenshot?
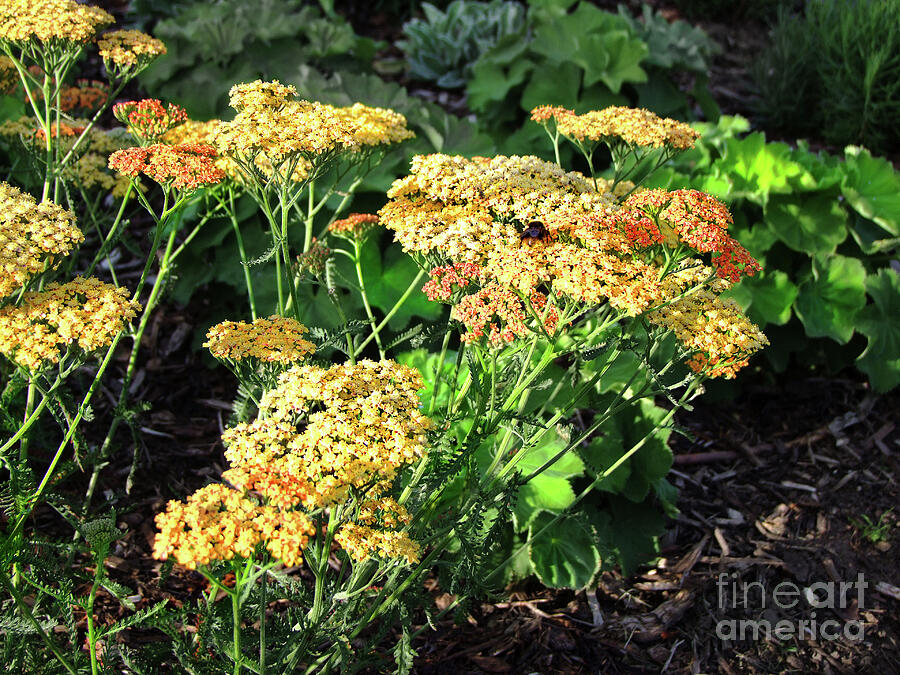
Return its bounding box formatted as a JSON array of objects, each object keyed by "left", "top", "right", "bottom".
[{"left": 520, "top": 220, "right": 551, "bottom": 245}]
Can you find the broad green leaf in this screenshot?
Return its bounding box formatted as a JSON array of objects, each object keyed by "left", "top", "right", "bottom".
[
  {"left": 602, "top": 496, "right": 665, "bottom": 575},
  {"left": 764, "top": 191, "right": 848, "bottom": 255},
  {"left": 467, "top": 48, "right": 533, "bottom": 113},
  {"left": 515, "top": 430, "right": 584, "bottom": 480},
  {"left": 520, "top": 62, "right": 582, "bottom": 111},
  {"left": 718, "top": 133, "right": 810, "bottom": 205},
  {"left": 841, "top": 145, "right": 900, "bottom": 236},
  {"left": 725, "top": 270, "right": 798, "bottom": 327},
  {"left": 729, "top": 211, "right": 778, "bottom": 260},
  {"left": 790, "top": 142, "right": 843, "bottom": 191},
  {"left": 849, "top": 214, "right": 900, "bottom": 255},
  {"left": 514, "top": 474, "right": 576, "bottom": 529},
  {"left": 794, "top": 255, "right": 867, "bottom": 344},
  {"left": 395, "top": 349, "right": 468, "bottom": 411},
  {"left": 586, "top": 30, "right": 648, "bottom": 92},
  {"left": 581, "top": 425, "right": 631, "bottom": 493},
  {"left": 855, "top": 268, "right": 900, "bottom": 392},
  {"left": 363, "top": 243, "right": 442, "bottom": 329},
  {"left": 529, "top": 513, "right": 601, "bottom": 589}
]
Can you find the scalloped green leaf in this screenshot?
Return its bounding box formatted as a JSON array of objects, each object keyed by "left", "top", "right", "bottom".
[
  {"left": 718, "top": 133, "right": 810, "bottom": 205},
  {"left": 520, "top": 62, "right": 582, "bottom": 111},
  {"left": 725, "top": 270, "right": 798, "bottom": 327},
  {"left": 529, "top": 513, "right": 600, "bottom": 589},
  {"left": 855, "top": 268, "right": 900, "bottom": 392},
  {"left": 841, "top": 146, "right": 900, "bottom": 236},
  {"left": 764, "top": 191, "right": 848, "bottom": 254},
  {"left": 513, "top": 474, "right": 576, "bottom": 529},
  {"left": 794, "top": 255, "right": 867, "bottom": 344}
]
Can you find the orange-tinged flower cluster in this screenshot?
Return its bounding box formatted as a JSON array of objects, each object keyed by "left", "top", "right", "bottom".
[
  {"left": 204, "top": 316, "right": 316, "bottom": 365},
  {"left": 328, "top": 213, "right": 380, "bottom": 240},
  {"left": 0, "top": 276, "right": 140, "bottom": 371},
  {"left": 379, "top": 153, "right": 667, "bottom": 316},
  {"left": 211, "top": 80, "right": 414, "bottom": 183},
  {"left": 453, "top": 284, "right": 558, "bottom": 344},
  {"left": 0, "top": 182, "right": 82, "bottom": 297},
  {"left": 154, "top": 360, "right": 430, "bottom": 569},
  {"left": 647, "top": 262, "right": 768, "bottom": 378},
  {"left": 54, "top": 81, "right": 108, "bottom": 114},
  {"left": 625, "top": 189, "right": 761, "bottom": 282},
  {"left": 113, "top": 99, "right": 187, "bottom": 144},
  {"left": 108, "top": 143, "right": 224, "bottom": 192},
  {"left": 423, "top": 262, "right": 481, "bottom": 301},
  {"left": 532, "top": 105, "right": 699, "bottom": 150},
  {"left": 152, "top": 483, "right": 314, "bottom": 569},
  {"left": 96, "top": 29, "right": 165, "bottom": 70},
  {"left": 0, "top": 0, "right": 113, "bottom": 44}
]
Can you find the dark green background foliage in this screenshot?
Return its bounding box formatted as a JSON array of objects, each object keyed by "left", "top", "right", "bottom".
[
  {"left": 752, "top": 0, "right": 900, "bottom": 151},
  {"left": 399, "top": 0, "right": 529, "bottom": 88}
]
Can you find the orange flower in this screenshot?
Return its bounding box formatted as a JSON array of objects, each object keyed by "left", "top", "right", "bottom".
[{"left": 108, "top": 143, "right": 224, "bottom": 192}]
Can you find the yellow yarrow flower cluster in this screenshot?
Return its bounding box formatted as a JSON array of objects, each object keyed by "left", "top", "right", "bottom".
[
  {"left": 152, "top": 483, "right": 314, "bottom": 570},
  {"left": 535, "top": 105, "right": 700, "bottom": 150},
  {"left": 0, "top": 181, "right": 82, "bottom": 298},
  {"left": 0, "top": 0, "right": 113, "bottom": 44},
  {"left": 647, "top": 262, "right": 768, "bottom": 378},
  {"left": 154, "top": 360, "right": 430, "bottom": 569},
  {"left": 251, "top": 360, "right": 432, "bottom": 504},
  {"left": 211, "top": 80, "right": 414, "bottom": 185},
  {"left": 96, "top": 29, "right": 165, "bottom": 68},
  {"left": 204, "top": 316, "right": 316, "bottom": 364},
  {"left": 0, "top": 276, "right": 141, "bottom": 371},
  {"left": 379, "top": 153, "right": 665, "bottom": 315}
]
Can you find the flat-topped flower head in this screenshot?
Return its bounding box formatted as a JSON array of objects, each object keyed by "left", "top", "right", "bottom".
[
  {"left": 328, "top": 213, "right": 380, "bottom": 241},
  {"left": 379, "top": 153, "right": 673, "bottom": 316},
  {"left": 108, "top": 143, "right": 225, "bottom": 192},
  {"left": 546, "top": 105, "right": 700, "bottom": 150},
  {"left": 97, "top": 29, "right": 166, "bottom": 76},
  {"left": 228, "top": 80, "right": 297, "bottom": 111},
  {"left": 625, "top": 189, "right": 761, "bottom": 282},
  {"left": 211, "top": 80, "right": 414, "bottom": 188},
  {"left": 152, "top": 482, "right": 314, "bottom": 569},
  {"left": 113, "top": 99, "right": 187, "bottom": 145},
  {"left": 0, "top": 0, "right": 113, "bottom": 44},
  {"left": 204, "top": 316, "right": 316, "bottom": 365},
  {"left": 647, "top": 262, "right": 768, "bottom": 378},
  {"left": 336, "top": 496, "right": 420, "bottom": 564},
  {"left": 0, "top": 182, "right": 82, "bottom": 297},
  {"left": 0, "top": 276, "right": 141, "bottom": 371}
]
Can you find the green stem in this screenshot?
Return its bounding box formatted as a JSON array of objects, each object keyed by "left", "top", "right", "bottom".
[
  {"left": 353, "top": 239, "right": 385, "bottom": 360},
  {"left": 227, "top": 187, "right": 257, "bottom": 319},
  {"left": 352, "top": 269, "right": 426, "bottom": 359},
  {"left": 0, "top": 571, "right": 78, "bottom": 675}
]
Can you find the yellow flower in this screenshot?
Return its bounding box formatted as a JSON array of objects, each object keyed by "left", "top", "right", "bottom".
[
  {"left": 211, "top": 80, "right": 414, "bottom": 187},
  {"left": 0, "top": 277, "right": 141, "bottom": 371},
  {"left": 204, "top": 316, "right": 316, "bottom": 364},
  {"left": 646, "top": 262, "right": 768, "bottom": 378},
  {"left": 0, "top": 181, "right": 82, "bottom": 298},
  {"left": 0, "top": 0, "right": 113, "bottom": 44},
  {"left": 97, "top": 29, "right": 166, "bottom": 69},
  {"left": 534, "top": 105, "right": 700, "bottom": 150}
]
